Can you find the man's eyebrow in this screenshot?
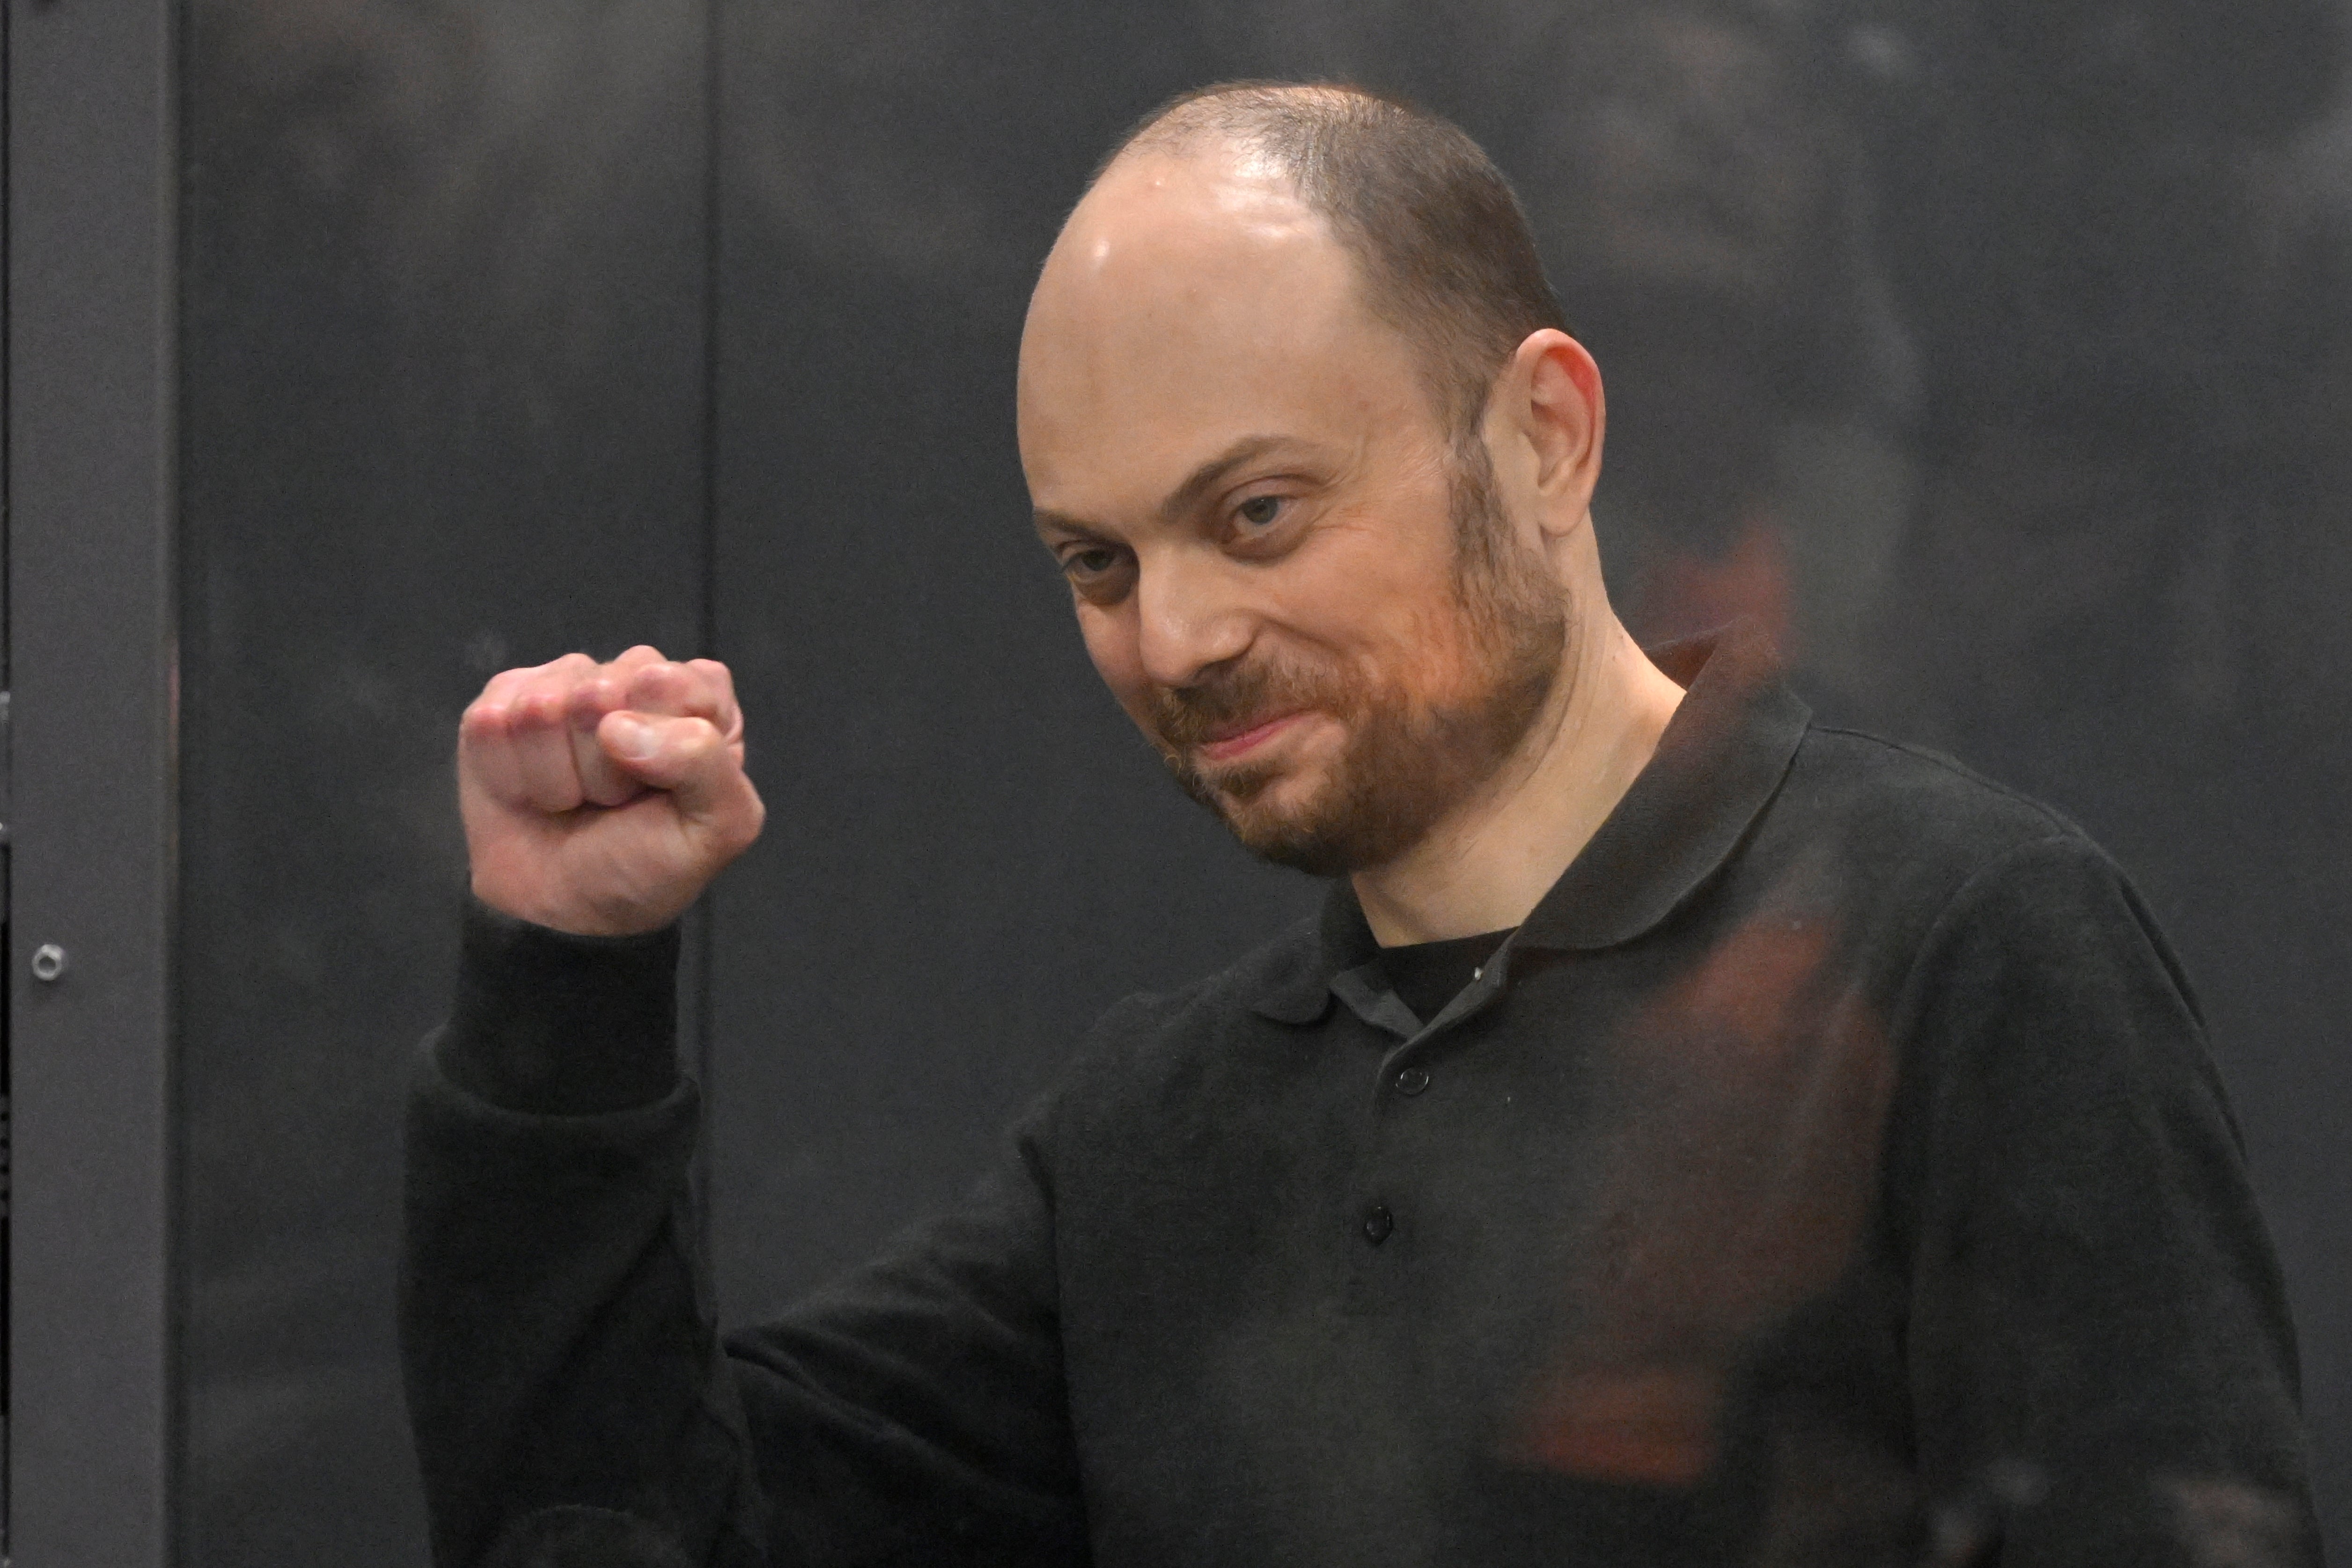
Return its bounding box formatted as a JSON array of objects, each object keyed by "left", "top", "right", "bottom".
[
  {"left": 1159, "top": 435, "right": 1301, "bottom": 523},
  {"left": 1032, "top": 507, "right": 1110, "bottom": 542},
  {"left": 1031, "top": 434, "right": 1316, "bottom": 541}
]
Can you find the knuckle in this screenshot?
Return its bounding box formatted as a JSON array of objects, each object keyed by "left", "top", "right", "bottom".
[
  {"left": 566, "top": 677, "right": 616, "bottom": 720},
  {"left": 459, "top": 699, "right": 510, "bottom": 740},
  {"left": 518, "top": 689, "right": 567, "bottom": 727},
  {"left": 536, "top": 652, "right": 592, "bottom": 681},
  {"left": 478, "top": 668, "right": 529, "bottom": 704}
]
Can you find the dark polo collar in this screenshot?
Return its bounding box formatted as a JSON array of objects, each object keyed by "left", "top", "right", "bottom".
[{"left": 1248, "top": 623, "right": 1810, "bottom": 1025}]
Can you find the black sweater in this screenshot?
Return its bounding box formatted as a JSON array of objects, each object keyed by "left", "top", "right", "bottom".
[{"left": 403, "top": 630, "right": 2318, "bottom": 1568}]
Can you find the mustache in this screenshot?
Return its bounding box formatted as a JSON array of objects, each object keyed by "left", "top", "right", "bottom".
[{"left": 1144, "top": 655, "right": 1353, "bottom": 750}]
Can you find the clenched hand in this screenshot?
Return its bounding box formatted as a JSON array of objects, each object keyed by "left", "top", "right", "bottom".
[{"left": 457, "top": 646, "right": 765, "bottom": 935}]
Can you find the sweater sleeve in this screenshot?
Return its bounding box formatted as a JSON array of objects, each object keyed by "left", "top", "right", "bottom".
[
  {"left": 1887, "top": 835, "right": 2320, "bottom": 1567},
  {"left": 400, "top": 901, "right": 1087, "bottom": 1568}
]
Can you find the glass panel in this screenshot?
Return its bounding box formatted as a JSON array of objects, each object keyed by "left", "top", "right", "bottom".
[
  {"left": 711, "top": 3, "right": 2352, "bottom": 1554},
  {"left": 175, "top": 0, "right": 2352, "bottom": 1558},
  {"left": 176, "top": 2, "right": 712, "bottom": 1560}
]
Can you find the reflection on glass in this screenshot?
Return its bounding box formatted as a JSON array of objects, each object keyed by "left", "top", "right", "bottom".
[{"left": 178, "top": 2, "right": 2349, "bottom": 1563}]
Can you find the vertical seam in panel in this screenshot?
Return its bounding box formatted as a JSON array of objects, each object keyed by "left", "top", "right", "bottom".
[
  {"left": 694, "top": 0, "right": 722, "bottom": 1269},
  {"left": 1, "top": 24, "right": 12, "bottom": 1563},
  {"left": 161, "top": 0, "right": 187, "bottom": 1556}
]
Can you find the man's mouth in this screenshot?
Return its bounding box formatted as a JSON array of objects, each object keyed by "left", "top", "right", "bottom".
[{"left": 1197, "top": 711, "right": 1306, "bottom": 764}]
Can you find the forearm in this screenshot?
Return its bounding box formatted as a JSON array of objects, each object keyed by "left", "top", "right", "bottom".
[
  {"left": 401, "top": 903, "right": 760, "bottom": 1567},
  {"left": 399, "top": 903, "right": 1088, "bottom": 1568}
]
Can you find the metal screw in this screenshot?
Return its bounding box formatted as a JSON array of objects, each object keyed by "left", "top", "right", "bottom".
[{"left": 29, "top": 944, "right": 66, "bottom": 983}]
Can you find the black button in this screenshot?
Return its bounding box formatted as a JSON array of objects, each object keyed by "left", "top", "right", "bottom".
[
  {"left": 1361, "top": 1203, "right": 1394, "bottom": 1246},
  {"left": 1393, "top": 1068, "right": 1430, "bottom": 1097}
]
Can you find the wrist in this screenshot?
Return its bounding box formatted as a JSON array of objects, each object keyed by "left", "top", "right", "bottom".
[
  {"left": 468, "top": 872, "right": 694, "bottom": 939},
  {"left": 439, "top": 896, "right": 684, "bottom": 1114}
]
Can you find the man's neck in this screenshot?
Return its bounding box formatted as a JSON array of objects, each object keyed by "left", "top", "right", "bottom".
[{"left": 1351, "top": 610, "right": 1685, "bottom": 946}]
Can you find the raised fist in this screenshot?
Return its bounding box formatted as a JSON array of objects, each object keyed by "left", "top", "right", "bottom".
[{"left": 457, "top": 646, "right": 766, "bottom": 936}]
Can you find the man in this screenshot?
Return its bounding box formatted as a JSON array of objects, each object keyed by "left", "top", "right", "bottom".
[{"left": 404, "top": 84, "right": 2316, "bottom": 1567}]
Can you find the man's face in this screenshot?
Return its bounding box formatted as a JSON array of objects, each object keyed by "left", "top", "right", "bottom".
[{"left": 1017, "top": 150, "right": 1566, "bottom": 874}]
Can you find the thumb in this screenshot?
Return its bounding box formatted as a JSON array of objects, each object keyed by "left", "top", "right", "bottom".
[{"left": 599, "top": 711, "right": 763, "bottom": 837}]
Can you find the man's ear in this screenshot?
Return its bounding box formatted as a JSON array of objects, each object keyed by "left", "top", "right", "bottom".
[{"left": 1504, "top": 329, "right": 1604, "bottom": 540}]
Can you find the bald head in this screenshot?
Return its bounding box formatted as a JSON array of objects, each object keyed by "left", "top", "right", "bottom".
[
  {"left": 1080, "top": 82, "right": 1567, "bottom": 442},
  {"left": 1020, "top": 140, "right": 1383, "bottom": 479}
]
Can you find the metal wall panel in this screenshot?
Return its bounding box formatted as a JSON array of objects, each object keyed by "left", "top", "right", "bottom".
[
  {"left": 7, "top": 0, "right": 178, "bottom": 1561},
  {"left": 174, "top": 0, "right": 712, "bottom": 1560}
]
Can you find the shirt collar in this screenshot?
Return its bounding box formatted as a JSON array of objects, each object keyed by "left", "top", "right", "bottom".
[{"left": 1248, "top": 622, "right": 1809, "bottom": 1024}]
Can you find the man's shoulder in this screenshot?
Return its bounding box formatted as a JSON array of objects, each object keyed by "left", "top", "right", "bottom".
[
  {"left": 1755, "top": 725, "right": 2207, "bottom": 1101},
  {"left": 1757, "top": 723, "right": 2141, "bottom": 953},
  {"left": 1781, "top": 722, "right": 2095, "bottom": 870}
]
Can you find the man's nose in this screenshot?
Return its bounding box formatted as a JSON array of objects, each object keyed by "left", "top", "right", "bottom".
[{"left": 1134, "top": 550, "right": 1254, "bottom": 689}]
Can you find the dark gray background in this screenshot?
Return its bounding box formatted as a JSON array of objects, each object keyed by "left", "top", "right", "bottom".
[{"left": 158, "top": 0, "right": 2352, "bottom": 1561}]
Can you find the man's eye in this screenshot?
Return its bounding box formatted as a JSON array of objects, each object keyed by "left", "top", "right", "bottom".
[
  {"left": 1063, "top": 547, "right": 1121, "bottom": 579},
  {"left": 1236, "top": 495, "right": 1285, "bottom": 530}
]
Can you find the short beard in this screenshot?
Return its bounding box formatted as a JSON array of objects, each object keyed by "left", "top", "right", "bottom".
[{"left": 1146, "top": 444, "right": 1570, "bottom": 876}]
